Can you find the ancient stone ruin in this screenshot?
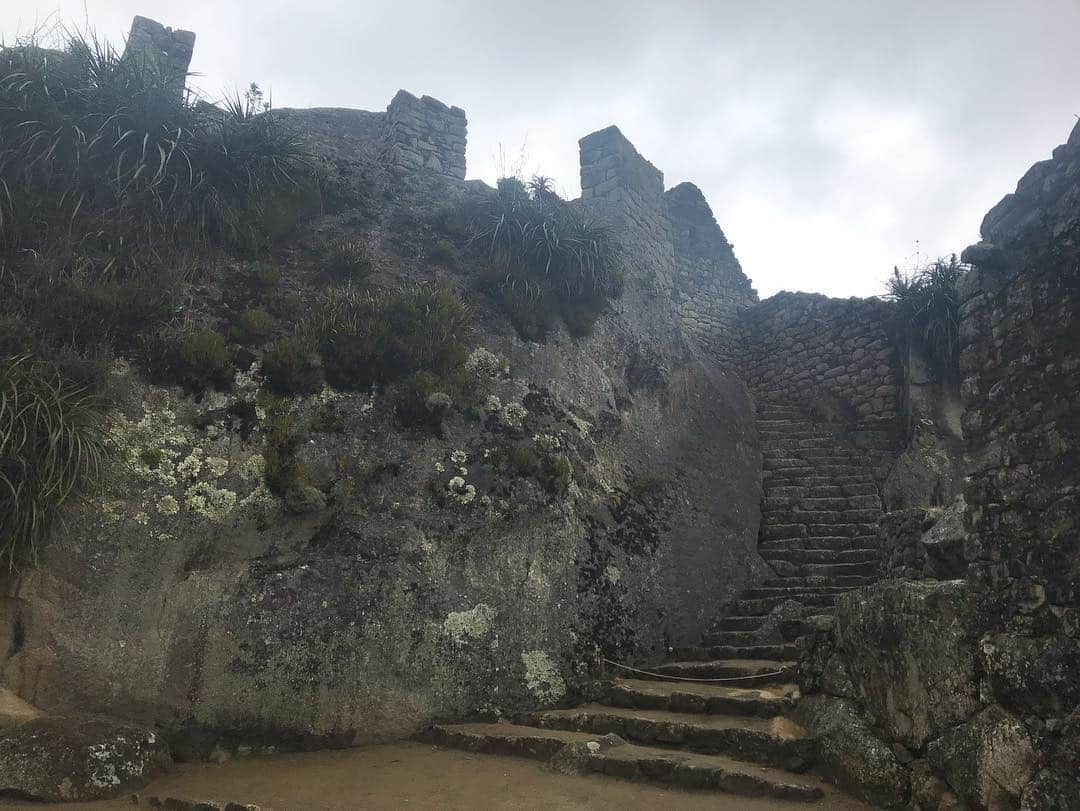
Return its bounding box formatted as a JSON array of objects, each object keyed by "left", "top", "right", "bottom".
[{"left": 0, "top": 15, "right": 1076, "bottom": 810}]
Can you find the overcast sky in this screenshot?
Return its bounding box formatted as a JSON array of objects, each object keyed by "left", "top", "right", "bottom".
[{"left": 4, "top": 1, "right": 1079, "bottom": 298}]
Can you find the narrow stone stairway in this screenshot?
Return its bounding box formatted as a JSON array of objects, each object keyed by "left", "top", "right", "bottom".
[{"left": 422, "top": 399, "right": 884, "bottom": 804}]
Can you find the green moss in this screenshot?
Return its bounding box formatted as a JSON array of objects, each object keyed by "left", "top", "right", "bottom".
[
  {"left": 550, "top": 454, "right": 574, "bottom": 496},
  {"left": 139, "top": 447, "right": 165, "bottom": 470},
  {"left": 428, "top": 239, "right": 459, "bottom": 267},
  {"left": 260, "top": 395, "right": 307, "bottom": 495},
  {"left": 306, "top": 285, "right": 470, "bottom": 391},
  {"left": 235, "top": 307, "right": 275, "bottom": 343},
  {"left": 251, "top": 263, "right": 282, "bottom": 289},
  {"left": 394, "top": 371, "right": 449, "bottom": 430},
  {"left": 262, "top": 335, "right": 324, "bottom": 396},
  {"left": 149, "top": 328, "right": 234, "bottom": 393},
  {"left": 510, "top": 446, "right": 541, "bottom": 476},
  {"left": 327, "top": 240, "right": 374, "bottom": 286}
]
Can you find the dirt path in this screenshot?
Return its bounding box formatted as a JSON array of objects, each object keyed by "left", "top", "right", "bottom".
[{"left": 15, "top": 741, "right": 869, "bottom": 811}]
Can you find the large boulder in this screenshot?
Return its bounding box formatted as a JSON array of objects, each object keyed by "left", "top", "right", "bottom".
[
  {"left": 927, "top": 705, "right": 1037, "bottom": 810},
  {"left": 794, "top": 694, "right": 910, "bottom": 808},
  {"left": 0, "top": 715, "right": 171, "bottom": 801},
  {"left": 836, "top": 579, "right": 983, "bottom": 749}
]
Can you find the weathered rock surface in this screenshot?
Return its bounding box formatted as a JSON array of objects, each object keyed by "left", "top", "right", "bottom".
[
  {"left": 836, "top": 579, "right": 982, "bottom": 749},
  {"left": 927, "top": 705, "right": 1037, "bottom": 810},
  {"left": 793, "top": 694, "right": 909, "bottom": 808},
  {"left": 0, "top": 715, "right": 170, "bottom": 801}
]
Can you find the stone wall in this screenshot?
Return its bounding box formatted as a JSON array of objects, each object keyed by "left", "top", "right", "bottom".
[
  {"left": 956, "top": 116, "right": 1080, "bottom": 809},
  {"left": 580, "top": 126, "right": 674, "bottom": 295},
  {"left": 123, "top": 15, "right": 195, "bottom": 94},
  {"left": 665, "top": 182, "right": 758, "bottom": 362},
  {"left": 797, "top": 119, "right": 1080, "bottom": 811},
  {"left": 383, "top": 90, "right": 467, "bottom": 179}
]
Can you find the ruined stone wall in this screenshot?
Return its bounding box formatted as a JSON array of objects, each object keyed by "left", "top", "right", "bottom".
[
  {"left": 954, "top": 117, "right": 1080, "bottom": 809},
  {"left": 665, "top": 183, "right": 758, "bottom": 363},
  {"left": 579, "top": 126, "right": 675, "bottom": 297},
  {"left": 383, "top": 90, "right": 467, "bottom": 179},
  {"left": 123, "top": 15, "right": 194, "bottom": 93},
  {"left": 797, "top": 120, "right": 1080, "bottom": 811}
]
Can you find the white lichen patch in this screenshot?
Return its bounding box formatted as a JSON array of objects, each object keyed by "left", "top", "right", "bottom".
[
  {"left": 156, "top": 495, "right": 180, "bottom": 516},
  {"left": 176, "top": 448, "right": 204, "bottom": 481},
  {"left": 443, "top": 603, "right": 496, "bottom": 644},
  {"left": 569, "top": 414, "right": 592, "bottom": 439},
  {"left": 133, "top": 511, "right": 149, "bottom": 525},
  {"left": 450, "top": 450, "right": 468, "bottom": 465},
  {"left": 521, "top": 650, "right": 566, "bottom": 703},
  {"left": 238, "top": 454, "right": 265, "bottom": 482},
  {"left": 533, "top": 433, "right": 561, "bottom": 452},
  {"left": 465, "top": 347, "right": 509, "bottom": 379},
  {"left": 447, "top": 476, "right": 476, "bottom": 506},
  {"left": 184, "top": 482, "right": 237, "bottom": 521},
  {"left": 483, "top": 394, "right": 502, "bottom": 414},
  {"left": 206, "top": 456, "right": 230, "bottom": 478},
  {"left": 604, "top": 564, "right": 622, "bottom": 585},
  {"left": 501, "top": 401, "right": 528, "bottom": 431}
]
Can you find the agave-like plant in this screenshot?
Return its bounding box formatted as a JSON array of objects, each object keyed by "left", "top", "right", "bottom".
[
  {"left": 0, "top": 353, "right": 110, "bottom": 568},
  {"left": 885, "top": 255, "right": 964, "bottom": 374},
  {"left": 470, "top": 175, "right": 624, "bottom": 338}
]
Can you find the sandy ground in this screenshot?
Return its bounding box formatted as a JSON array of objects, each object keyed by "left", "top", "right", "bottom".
[{"left": 7, "top": 741, "right": 871, "bottom": 811}]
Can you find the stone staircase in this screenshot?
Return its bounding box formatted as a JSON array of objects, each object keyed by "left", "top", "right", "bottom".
[{"left": 421, "top": 399, "right": 885, "bottom": 803}]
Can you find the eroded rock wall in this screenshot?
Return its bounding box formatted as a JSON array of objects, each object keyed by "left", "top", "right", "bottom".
[{"left": 0, "top": 90, "right": 766, "bottom": 757}]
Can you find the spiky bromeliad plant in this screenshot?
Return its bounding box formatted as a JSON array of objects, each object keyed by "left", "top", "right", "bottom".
[
  {"left": 0, "top": 353, "right": 110, "bottom": 568},
  {"left": 0, "top": 32, "right": 309, "bottom": 256},
  {"left": 885, "top": 255, "right": 965, "bottom": 376},
  {"left": 470, "top": 175, "right": 625, "bottom": 339}
]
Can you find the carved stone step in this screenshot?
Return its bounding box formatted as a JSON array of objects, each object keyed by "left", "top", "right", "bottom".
[
  {"left": 523, "top": 705, "right": 815, "bottom": 770},
  {"left": 671, "top": 642, "right": 801, "bottom": 661},
  {"left": 732, "top": 595, "right": 839, "bottom": 614},
  {"left": 604, "top": 677, "right": 799, "bottom": 718},
  {"left": 421, "top": 723, "right": 827, "bottom": 802},
  {"left": 761, "top": 548, "right": 879, "bottom": 564},
  {"left": 760, "top": 535, "right": 879, "bottom": 552}
]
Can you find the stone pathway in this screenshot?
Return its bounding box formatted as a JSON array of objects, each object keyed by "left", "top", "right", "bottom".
[{"left": 425, "top": 399, "right": 885, "bottom": 803}]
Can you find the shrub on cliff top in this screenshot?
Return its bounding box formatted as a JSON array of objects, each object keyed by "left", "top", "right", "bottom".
[
  {"left": 0, "top": 353, "right": 110, "bottom": 568},
  {"left": 885, "top": 255, "right": 964, "bottom": 375},
  {"left": 469, "top": 175, "right": 624, "bottom": 340},
  {"left": 0, "top": 35, "right": 310, "bottom": 255},
  {"left": 304, "top": 285, "right": 470, "bottom": 390}
]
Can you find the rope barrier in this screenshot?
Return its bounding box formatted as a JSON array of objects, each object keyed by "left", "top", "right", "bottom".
[{"left": 601, "top": 657, "right": 791, "bottom": 684}]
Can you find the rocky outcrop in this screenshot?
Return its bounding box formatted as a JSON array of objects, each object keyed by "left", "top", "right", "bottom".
[
  {"left": 0, "top": 715, "right": 170, "bottom": 801},
  {"left": 793, "top": 695, "right": 909, "bottom": 808}
]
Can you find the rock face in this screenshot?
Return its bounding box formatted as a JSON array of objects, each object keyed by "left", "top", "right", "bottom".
[
  {"left": 0, "top": 77, "right": 764, "bottom": 754},
  {"left": 0, "top": 715, "right": 170, "bottom": 801},
  {"left": 836, "top": 580, "right": 982, "bottom": 749},
  {"left": 794, "top": 695, "right": 910, "bottom": 808}
]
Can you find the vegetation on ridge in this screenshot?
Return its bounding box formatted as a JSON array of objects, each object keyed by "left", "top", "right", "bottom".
[
  {"left": 469, "top": 176, "right": 625, "bottom": 340},
  {"left": 885, "top": 255, "right": 965, "bottom": 376}
]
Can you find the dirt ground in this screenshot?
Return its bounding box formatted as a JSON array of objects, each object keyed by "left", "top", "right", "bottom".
[{"left": 9, "top": 741, "right": 870, "bottom": 811}]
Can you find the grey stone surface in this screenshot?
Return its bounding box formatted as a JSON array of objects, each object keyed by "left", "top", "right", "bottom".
[
  {"left": 794, "top": 695, "right": 910, "bottom": 808},
  {"left": 0, "top": 715, "right": 170, "bottom": 802},
  {"left": 836, "top": 580, "right": 982, "bottom": 750}
]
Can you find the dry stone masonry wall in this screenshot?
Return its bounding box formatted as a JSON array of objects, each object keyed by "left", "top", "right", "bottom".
[
  {"left": 383, "top": 90, "right": 467, "bottom": 179},
  {"left": 665, "top": 182, "right": 758, "bottom": 362},
  {"left": 579, "top": 126, "right": 675, "bottom": 294},
  {"left": 123, "top": 15, "right": 194, "bottom": 93}
]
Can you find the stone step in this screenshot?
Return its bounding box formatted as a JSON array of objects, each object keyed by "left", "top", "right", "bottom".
[
  {"left": 761, "top": 575, "right": 875, "bottom": 588},
  {"left": 806, "top": 522, "right": 879, "bottom": 537},
  {"left": 699, "top": 629, "right": 770, "bottom": 647},
  {"left": 708, "top": 615, "right": 766, "bottom": 632},
  {"left": 763, "top": 509, "right": 882, "bottom": 526},
  {"left": 422, "top": 723, "right": 826, "bottom": 802},
  {"left": 732, "top": 595, "right": 838, "bottom": 615},
  {"left": 763, "top": 463, "right": 869, "bottom": 476},
  {"left": 761, "top": 447, "right": 862, "bottom": 460},
  {"left": 763, "top": 495, "right": 877, "bottom": 511},
  {"left": 642, "top": 659, "right": 797, "bottom": 686},
  {"left": 671, "top": 642, "right": 801, "bottom": 661},
  {"left": 779, "top": 562, "right": 880, "bottom": 579},
  {"left": 761, "top": 548, "right": 880, "bottom": 564},
  {"left": 604, "top": 677, "right": 799, "bottom": 719},
  {"left": 764, "top": 477, "right": 878, "bottom": 491},
  {"left": 766, "top": 475, "right": 876, "bottom": 488},
  {"left": 742, "top": 585, "right": 858, "bottom": 599},
  {"left": 760, "top": 535, "right": 879, "bottom": 552},
  {"left": 523, "top": 705, "right": 815, "bottom": 770}
]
